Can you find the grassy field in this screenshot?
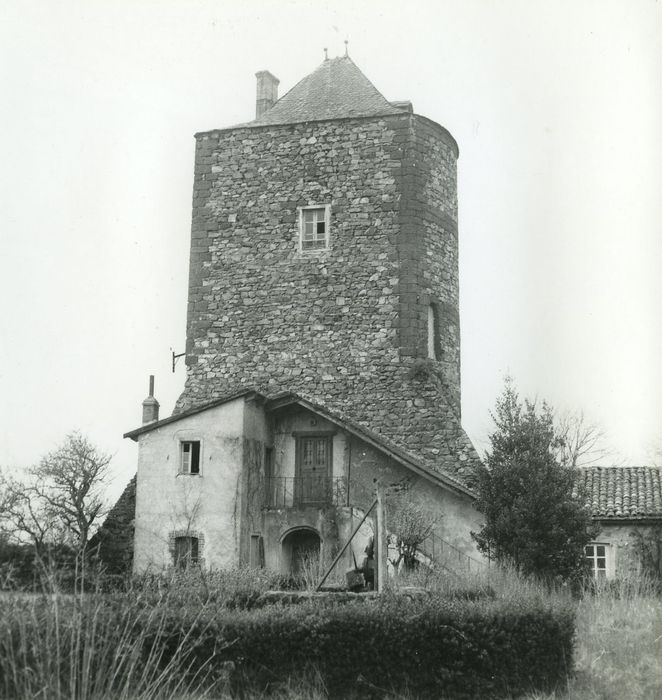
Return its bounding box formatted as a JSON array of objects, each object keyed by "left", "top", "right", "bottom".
[{"left": 526, "top": 586, "right": 662, "bottom": 700}]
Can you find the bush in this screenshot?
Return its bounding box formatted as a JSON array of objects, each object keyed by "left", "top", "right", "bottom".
[
  {"left": 157, "top": 593, "right": 575, "bottom": 698},
  {"left": 0, "top": 541, "right": 78, "bottom": 592}
]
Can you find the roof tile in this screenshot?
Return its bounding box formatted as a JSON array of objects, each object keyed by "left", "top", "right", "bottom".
[{"left": 578, "top": 466, "right": 662, "bottom": 519}]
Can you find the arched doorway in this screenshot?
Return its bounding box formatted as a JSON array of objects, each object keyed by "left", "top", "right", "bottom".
[{"left": 281, "top": 528, "right": 321, "bottom": 577}]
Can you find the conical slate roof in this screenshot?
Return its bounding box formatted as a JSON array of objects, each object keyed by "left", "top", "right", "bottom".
[{"left": 251, "top": 56, "right": 405, "bottom": 126}]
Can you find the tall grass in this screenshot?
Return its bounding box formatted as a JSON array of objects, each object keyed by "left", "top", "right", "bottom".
[
  {"left": 525, "top": 574, "right": 662, "bottom": 700},
  {"left": 0, "top": 566, "right": 279, "bottom": 699},
  {"left": 2, "top": 562, "right": 659, "bottom": 699},
  {"left": 0, "top": 590, "right": 222, "bottom": 700}
]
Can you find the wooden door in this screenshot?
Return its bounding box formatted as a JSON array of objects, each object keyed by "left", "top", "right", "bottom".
[{"left": 295, "top": 435, "right": 331, "bottom": 505}]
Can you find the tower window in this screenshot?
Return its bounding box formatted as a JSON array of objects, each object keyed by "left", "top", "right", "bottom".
[
  {"left": 299, "top": 206, "right": 330, "bottom": 251},
  {"left": 427, "top": 303, "right": 439, "bottom": 360},
  {"left": 180, "top": 441, "right": 201, "bottom": 474}
]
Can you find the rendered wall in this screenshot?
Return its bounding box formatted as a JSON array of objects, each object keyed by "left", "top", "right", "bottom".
[
  {"left": 239, "top": 399, "right": 270, "bottom": 564},
  {"left": 261, "top": 405, "right": 483, "bottom": 574},
  {"left": 133, "top": 398, "right": 246, "bottom": 572},
  {"left": 346, "top": 437, "right": 484, "bottom": 562}
]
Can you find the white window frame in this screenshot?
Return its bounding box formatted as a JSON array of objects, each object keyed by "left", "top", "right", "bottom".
[
  {"left": 179, "top": 440, "right": 202, "bottom": 475},
  {"left": 585, "top": 542, "right": 611, "bottom": 579},
  {"left": 298, "top": 205, "right": 330, "bottom": 252}
]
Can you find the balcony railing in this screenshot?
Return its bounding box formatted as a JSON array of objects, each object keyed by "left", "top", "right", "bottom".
[{"left": 266, "top": 476, "right": 347, "bottom": 508}]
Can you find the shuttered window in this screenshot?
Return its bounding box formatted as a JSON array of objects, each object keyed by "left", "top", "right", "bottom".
[{"left": 180, "top": 441, "right": 201, "bottom": 474}]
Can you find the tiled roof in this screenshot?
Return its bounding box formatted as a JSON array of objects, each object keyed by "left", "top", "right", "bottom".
[
  {"left": 249, "top": 56, "right": 405, "bottom": 126},
  {"left": 579, "top": 466, "right": 662, "bottom": 519}
]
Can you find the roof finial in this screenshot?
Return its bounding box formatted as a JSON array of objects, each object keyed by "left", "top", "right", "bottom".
[
  {"left": 324, "top": 47, "right": 328, "bottom": 60},
  {"left": 344, "top": 39, "right": 348, "bottom": 57}
]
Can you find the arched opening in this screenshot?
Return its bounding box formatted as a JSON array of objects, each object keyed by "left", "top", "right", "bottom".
[{"left": 281, "top": 527, "right": 321, "bottom": 577}]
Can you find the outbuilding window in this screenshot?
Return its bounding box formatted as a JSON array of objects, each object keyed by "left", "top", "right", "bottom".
[
  {"left": 585, "top": 543, "right": 609, "bottom": 579},
  {"left": 299, "top": 206, "right": 330, "bottom": 251}
]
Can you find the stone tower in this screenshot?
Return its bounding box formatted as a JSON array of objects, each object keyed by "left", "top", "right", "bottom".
[{"left": 176, "top": 56, "right": 479, "bottom": 486}]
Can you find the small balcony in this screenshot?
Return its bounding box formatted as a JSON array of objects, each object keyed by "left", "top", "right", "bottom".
[{"left": 266, "top": 476, "right": 348, "bottom": 508}]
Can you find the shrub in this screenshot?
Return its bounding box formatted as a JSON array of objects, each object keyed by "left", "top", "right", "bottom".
[
  {"left": 0, "top": 572, "right": 576, "bottom": 699},
  {"left": 157, "top": 593, "right": 575, "bottom": 698}
]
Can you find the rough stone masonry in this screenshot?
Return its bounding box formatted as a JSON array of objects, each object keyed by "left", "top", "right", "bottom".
[{"left": 175, "top": 101, "right": 480, "bottom": 487}]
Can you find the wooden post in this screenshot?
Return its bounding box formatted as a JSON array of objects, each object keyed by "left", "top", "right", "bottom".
[
  {"left": 315, "top": 499, "right": 378, "bottom": 592},
  {"left": 375, "top": 480, "right": 387, "bottom": 593}
]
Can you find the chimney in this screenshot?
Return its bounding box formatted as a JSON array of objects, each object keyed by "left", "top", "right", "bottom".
[
  {"left": 255, "top": 70, "right": 279, "bottom": 118},
  {"left": 142, "top": 375, "right": 160, "bottom": 424}
]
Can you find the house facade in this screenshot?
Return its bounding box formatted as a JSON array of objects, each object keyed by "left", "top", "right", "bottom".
[
  {"left": 125, "top": 55, "right": 485, "bottom": 576},
  {"left": 581, "top": 466, "right": 662, "bottom": 579}
]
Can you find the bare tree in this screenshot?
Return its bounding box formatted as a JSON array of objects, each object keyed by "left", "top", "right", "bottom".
[
  {"left": 554, "top": 409, "right": 609, "bottom": 468},
  {"left": 0, "top": 433, "right": 110, "bottom": 557},
  {"left": 0, "top": 475, "right": 62, "bottom": 551},
  {"left": 32, "top": 432, "right": 111, "bottom": 555},
  {"left": 387, "top": 495, "right": 438, "bottom": 572}
]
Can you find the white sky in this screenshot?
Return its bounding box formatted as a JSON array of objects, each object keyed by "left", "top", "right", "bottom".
[{"left": 1, "top": 0, "right": 661, "bottom": 503}]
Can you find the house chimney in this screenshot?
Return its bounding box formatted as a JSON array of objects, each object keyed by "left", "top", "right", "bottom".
[
  {"left": 142, "top": 375, "right": 160, "bottom": 424},
  {"left": 255, "top": 70, "right": 279, "bottom": 118}
]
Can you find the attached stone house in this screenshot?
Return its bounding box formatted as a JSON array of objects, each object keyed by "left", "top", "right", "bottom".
[
  {"left": 124, "top": 54, "right": 486, "bottom": 576},
  {"left": 125, "top": 389, "right": 482, "bottom": 574},
  {"left": 580, "top": 466, "right": 662, "bottom": 579}
]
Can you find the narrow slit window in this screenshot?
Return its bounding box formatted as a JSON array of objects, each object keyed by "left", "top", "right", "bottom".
[
  {"left": 180, "top": 441, "right": 201, "bottom": 474},
  {"left": 427, "top": 303, "right": 439, "bottom": 360}
]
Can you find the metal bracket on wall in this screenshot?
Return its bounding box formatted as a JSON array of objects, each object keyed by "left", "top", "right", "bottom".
[{"left": 171, "top": 349, "right": 186, "bottom": 373}]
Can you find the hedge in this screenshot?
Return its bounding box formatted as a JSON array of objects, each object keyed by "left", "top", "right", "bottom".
[{"left": 159, "top": 595, "right": 575, "bottom": 698}]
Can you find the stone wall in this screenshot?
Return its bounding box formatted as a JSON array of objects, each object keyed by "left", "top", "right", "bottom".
[
  {"left": 175, "top": 112, "right": 480, "bottom": 487},
  {"left": 397, "top": 115, "right": 461, "bottom": 409},
  {"left": 594, "top": 522, "right": 662, "bottom": 579},
  {"left": 91, "top": 476, "right": 136, "bottom": 576}
]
